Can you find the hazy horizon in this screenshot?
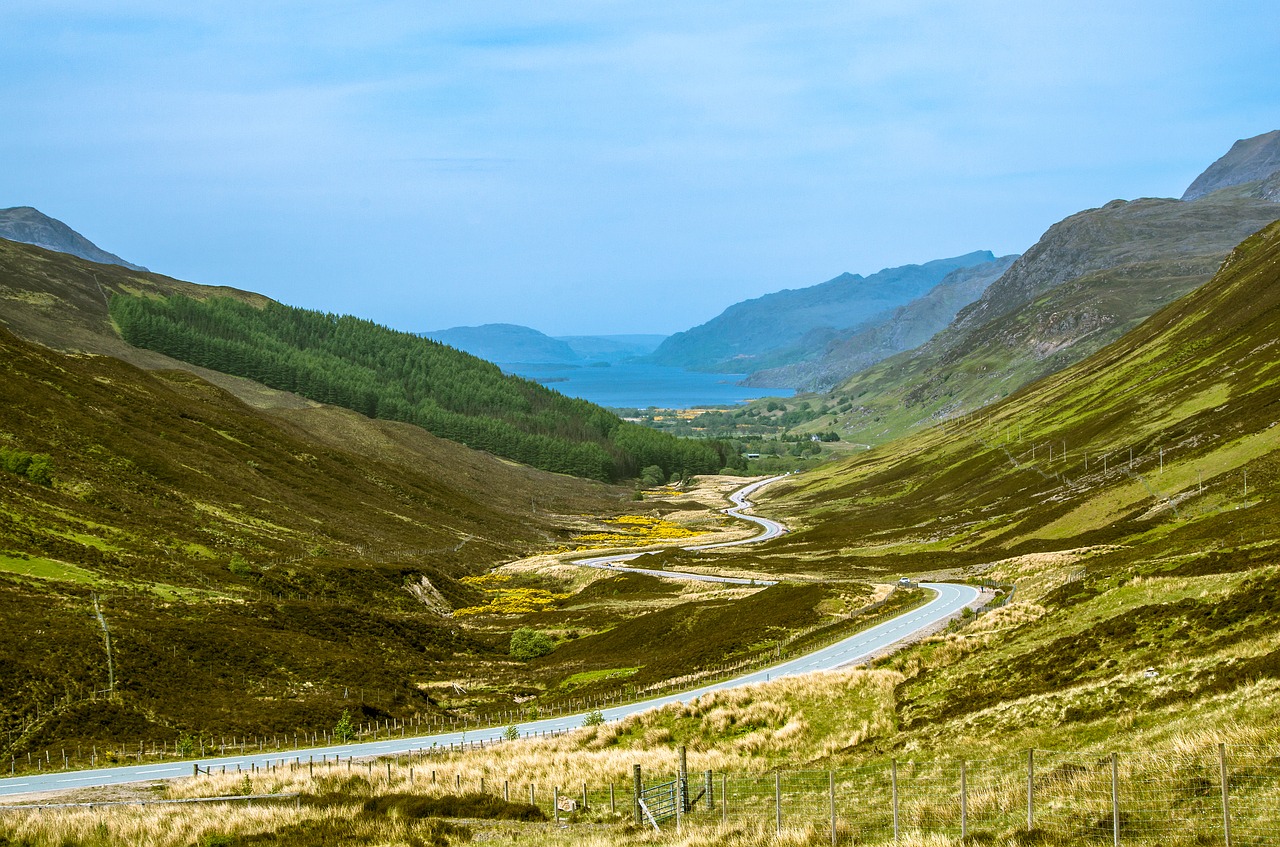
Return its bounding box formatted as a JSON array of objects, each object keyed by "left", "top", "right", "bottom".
[{"left": 3, "top": 2, "right": 1278, "bottom": 336}]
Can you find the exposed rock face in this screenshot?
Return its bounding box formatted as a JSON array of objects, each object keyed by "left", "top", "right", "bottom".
[
  {"left": 0, "top": 206, "right": 146, "bottom": 271},
  {"left": 406, "top": 575, "right": 453, "bottom": 617},
  {"left": 1182, "top": 130, "right": 1280, "bottom": 200}
]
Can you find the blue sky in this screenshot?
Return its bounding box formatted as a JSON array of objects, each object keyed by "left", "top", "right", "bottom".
[{"left": 3, "top": 2, "right": 1278, "bottom": 336}]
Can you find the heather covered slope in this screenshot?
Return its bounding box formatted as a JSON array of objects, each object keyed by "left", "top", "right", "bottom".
[
  {"left": 0, "top": 321, "right": 624, "bottom": 750},
  {"left": 765, "top": 218, "right": 1280, "bottom": 567}
]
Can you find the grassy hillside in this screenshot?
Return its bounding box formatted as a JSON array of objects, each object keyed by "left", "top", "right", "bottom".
[
  {"left": 698, "top": 220, "right": 1280, "bottom": 777},
  {"left": 0, "top": 234, "right": 876, "bottom": 764}
]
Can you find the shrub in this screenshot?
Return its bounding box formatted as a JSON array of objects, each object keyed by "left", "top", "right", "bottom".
[
  {"left": 0, "top": 447, "right": 53, "bottom": 486},
  {"left": 582, "top": 709, "right": 604, "bottom": 727},
  {"left": 228, "top": 554, "right": 253, "bottom": 577},
  {"left": 334, "top": 709, "right": 355, "bottom": 743},
  {"left": 176, "top": 734, "right": 197, "bottom": 757},
  {"left": 509, "top": 628, "right": 554, "bottom": 661}
]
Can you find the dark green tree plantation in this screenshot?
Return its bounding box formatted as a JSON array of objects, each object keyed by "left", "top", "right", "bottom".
[{"left": 110, "top": 294, "right": 744, "bottom": 482}]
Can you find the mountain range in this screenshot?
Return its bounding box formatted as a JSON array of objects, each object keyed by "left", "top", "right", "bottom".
[
  {"left": 657, "top": 130, "right": 1280, "bottom": 401},
  {"left": 646, "top": 251, "right": 1002, "bottom": 374},
  {"left": 744, "top": 254, "right": 1019, "bottom": 390},
  {"left": 422, "top": 323, "right": 665, "bottom": 365}
]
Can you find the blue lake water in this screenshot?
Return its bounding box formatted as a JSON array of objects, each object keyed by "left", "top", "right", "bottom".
[{"left": 501, "top": 362, "right": 794, "bottom": 409}]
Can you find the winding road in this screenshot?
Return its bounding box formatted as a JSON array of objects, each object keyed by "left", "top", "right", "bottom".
[
  {"left": 0, "top": 477, "right": 979, "bottom": 799},
  {"left": 572, "top": 474, "right": 788, "bottom": 584}
]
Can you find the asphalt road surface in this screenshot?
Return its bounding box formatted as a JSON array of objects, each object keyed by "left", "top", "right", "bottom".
[
  {"left": 573, "top": 474, "right": 789, "bottom": 584},
  {"left": 0, "top": 582, "right": 977, "bottom": 798}
]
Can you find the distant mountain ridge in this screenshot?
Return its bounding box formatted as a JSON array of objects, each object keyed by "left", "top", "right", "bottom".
[
  {"left": 0, "top": 206, "right": 146, "bottom": 271},
  {"left": 745, "top": 254, "right": 1017, "bottom": 390},
  {"left": 424, "top": 323, "right": 666, "bottom": 364},
  {"left": 648, "top": 251, "right": 999, "bottom": 374},
  {"left": 424, "top": 323, "right": 580, "bottom": 364}
]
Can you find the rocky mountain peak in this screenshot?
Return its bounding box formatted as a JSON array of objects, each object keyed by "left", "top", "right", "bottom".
[
  {"left": 0, "top": 206, "right": 147, "bottom": 271},
  {"left": 1182, "top": 130, "right": 1280, "bottom": 201}
]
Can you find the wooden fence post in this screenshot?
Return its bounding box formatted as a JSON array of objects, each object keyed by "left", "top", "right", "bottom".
[
  {"left": 829, "top": 770, "right": 837, "bottom": 847},
  {"left": 892, "top": 759, "right": 899, "bottom": 844},
  {"left": 1110, "top": 752, "right": 1120, "bottom": 847},
  {"left": 1220, "top": 743, "right": 1233, "bottom": 847},
  {"left": 775, "top": 771, "right": 782, "bottom": 836},
  {"left": 1026, "top": 749, "right": 1035, "bottom": 832}
]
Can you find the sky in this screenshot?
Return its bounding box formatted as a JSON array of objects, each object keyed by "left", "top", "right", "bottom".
[{"left": 3, "top": 2, "right": 1278, "bottom": 336}]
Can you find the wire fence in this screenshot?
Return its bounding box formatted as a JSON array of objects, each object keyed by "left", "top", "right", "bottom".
[{"left": 509, "top": 744, "right": 1279, "bottom": 845}]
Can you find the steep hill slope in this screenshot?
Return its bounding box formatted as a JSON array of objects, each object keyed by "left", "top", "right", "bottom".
[
  {"left": 722, "top": 219, "right": 1280, "bottom": 773},
  {"left": 818, "top": 172, "right": 1280, "bottom": 442},
  {"left": 647, "top": 251, "right": 997, "bottom": 374},
  {"left": 0, "top": 206, "right": 146, "bottom": 271},
  {"left": 768, "top": 218, "right": 1280, "bottom": 560}
]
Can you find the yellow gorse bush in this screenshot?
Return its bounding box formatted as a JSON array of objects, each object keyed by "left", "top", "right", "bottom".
[
  {"left": 458, "top": 573, "right": 512, "bottom": 588},
  {"left": 571, "top": 515, "right": 699, "bottom": 549},
  {"left": 454, "top": 586, "right": 570, "bottom": 617}
]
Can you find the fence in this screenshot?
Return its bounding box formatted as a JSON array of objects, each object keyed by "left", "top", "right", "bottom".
[
  {"left": 435, "top": 743, "right": 1278, "bottom": 845},
  {"left": 0, "top": 587, "right": 940, "bottom": 778}
]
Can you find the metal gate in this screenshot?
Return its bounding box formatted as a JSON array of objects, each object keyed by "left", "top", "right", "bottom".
[{"left": 638, "top": 778, "right": 678, "bottom": 830}]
